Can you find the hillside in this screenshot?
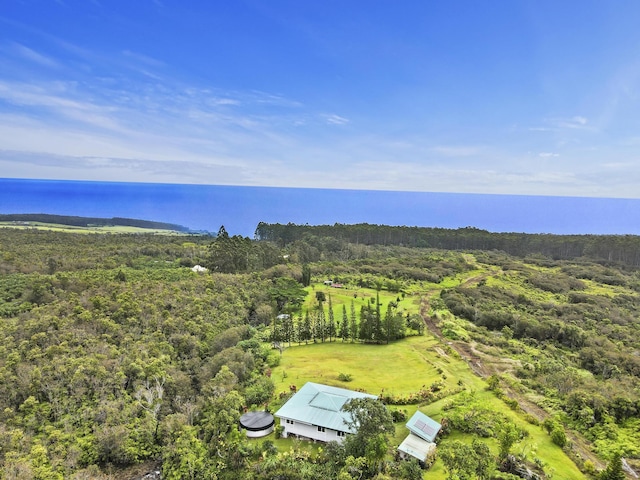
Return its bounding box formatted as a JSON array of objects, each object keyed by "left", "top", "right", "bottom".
[
  {"left": 0, "top": 227, "right": 638, "bottom": 479},
  {"left": 0, "top": 213, "right": 190, "bottom": 233}
]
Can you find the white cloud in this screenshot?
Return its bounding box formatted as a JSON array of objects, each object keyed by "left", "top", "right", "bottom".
[
  {"left": 324, "top": 114, "right": 349, "bottom": 125},
  {"left": 10, "top": 42, "right": 59, "bottom": 68},
  {"left": 122, "top": 50, "right": 165, "bottom": 68},
  {"left": 529, "top": 115, "right": 593, "bottom": 133},
  {"left": 1, "top": 29, "right": 639, "bottom": 198},
  {"left": 431, "top": 145, "right": 483, "bottom": 157},
  {"left": 554, "top": 115, "right": 592, "bottom": 130}
]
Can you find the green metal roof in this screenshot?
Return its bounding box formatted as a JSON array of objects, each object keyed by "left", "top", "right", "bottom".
[
  {"left": 274, "top": 382, "right": 376, "bottom": 433},
  {"left": 406, "top": 410, "right": 441, "bottom": 443}
]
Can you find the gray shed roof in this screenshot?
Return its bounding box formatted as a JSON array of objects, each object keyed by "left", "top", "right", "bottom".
[
  {"left": 398, "top": 433, "right": 436, "bottom": 462},
  {"left": 274, "top": 382, "right": 377, "bottom": 433}
]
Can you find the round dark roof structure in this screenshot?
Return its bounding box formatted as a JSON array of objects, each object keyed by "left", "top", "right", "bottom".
[{"left": 239, "top": 411, "right": 275, "bottom": 432}]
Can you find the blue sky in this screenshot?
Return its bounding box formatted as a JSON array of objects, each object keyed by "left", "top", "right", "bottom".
[{"left": 1, "top": 1, "right": 639, "bottom": 197}]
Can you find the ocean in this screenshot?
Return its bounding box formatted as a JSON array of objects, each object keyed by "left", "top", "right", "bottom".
[{"left": 1, "top": 177, "right": 640, "bottom": 237}]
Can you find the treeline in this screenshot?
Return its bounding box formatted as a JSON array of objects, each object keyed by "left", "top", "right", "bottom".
[
  {"left": 0, "top": 213, "right": 190, "bottom": 232},
  {"left": 271, "top": 294, "right": 423, "bottom": 347},
  {"left": 0, "top": 229, "right": 212, "bottom": 275},
  {"left": 255, "top": 222, "right": 640, "bottom": 267}
]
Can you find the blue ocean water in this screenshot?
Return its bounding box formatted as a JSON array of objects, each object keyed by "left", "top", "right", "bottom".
[{"left": 1, "top": 178, "right": 639, "bottom": 237}]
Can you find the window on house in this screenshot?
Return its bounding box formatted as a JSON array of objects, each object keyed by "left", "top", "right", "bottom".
[
  {"left": 317, "top": 426, "right": 325, "bottom": 432},
  {"left": 337, "top": 431, "right": 346, "bottom": 437},
  {"left": 286, "top": 419, "right": 293, "bottom": 424}
]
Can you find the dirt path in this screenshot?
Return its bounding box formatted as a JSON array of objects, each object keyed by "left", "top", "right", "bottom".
[
  {"left": 419, "top": 295, "right": 443, "bottom": 341},
  {"left": 460, "top": 272, "right": 491, "bottom": 288},
  {"left": 418, "top": 293, "right": 605, "bottom": 470}
]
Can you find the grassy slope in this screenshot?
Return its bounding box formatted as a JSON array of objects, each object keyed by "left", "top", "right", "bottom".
[
  {"left": 270, "top": 334, "right": 585, "bottom": 480},
  {"left": 271, "top": 336, "right": 442, "bottom": 396}
]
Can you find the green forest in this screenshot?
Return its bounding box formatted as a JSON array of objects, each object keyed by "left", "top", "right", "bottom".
[{"left": 0, "top": 222, "right": 638, "bottom": 479}]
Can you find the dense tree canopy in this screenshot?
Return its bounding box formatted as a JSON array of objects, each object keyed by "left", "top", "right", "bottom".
[{"left": 1, "top": 225, "right": 640, "bottom": 478}]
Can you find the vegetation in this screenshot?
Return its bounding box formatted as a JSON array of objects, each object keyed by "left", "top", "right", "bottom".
[
  {"left": 256, "top": 222, "right": 640, "bottom": 266},
  {"left": 1, "top": 223, "right": 639, "bottom": 479},
  {"left": 0, "top": 213, "right": 189, "bottom": 232}
]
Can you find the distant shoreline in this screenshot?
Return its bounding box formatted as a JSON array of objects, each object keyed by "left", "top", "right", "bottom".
[
  {"left": 0, "top": 213, "right": 190, "bottom": 233},
  {"left": 3, "top": 178, "right": 640, "bottom": 236}
]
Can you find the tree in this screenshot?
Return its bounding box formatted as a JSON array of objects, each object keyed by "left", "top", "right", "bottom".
[
  {"left": 550, "top": 425, "right": 567, "bottom": 448},
  {"left": 396, "top": 458, "right": 423, "bottom": 480},
  {"left": 217, "top": 225, "right": 229, "bottom": 239},
  {"left": 384, "top": 303, "right": 405, "bottom": 343},
  {"left": 268, "top": 277, "right": 307, "bottom": 313},
  {"left": 349, "top": 300, "right": 358, "bottom": 343},
  {"left": 440, "top": 440, "right": 476, "bottom": 480},
  {"left": 206, "top": 226, "right": 254, "bottom": 273},
  {"left": 200, "top": 390, "right": 245, "bottom": 459},
  {"left": 301, "top": 311, "right": 312, "bottom": 344},
  {"left": 340, "top": 305, "right": 349, "bottom": 342},
  {"left": 342, "top": 397, "right": 394, "bottom": 471},
  {"left": 162, "top": 426, "right": 216, "bottom": 480},
  {"left": 471, "top": 439, "right": 495, "bottom": 479},
  {"left": 296, "top": 314, "right": 304, "bottom": 345},
  {"left": 244, "top": 376, "right": 275, "bottom": 407},
  {"left": 327, "top": 295, "right": 336, "bottom": 342},
  {"left": 364, "top": 433, "right": 387, "bottom": 474},
  {"left": 135, "top": 376, "right": 165, "bottom": 443},
  {"left": 374, "top": 292, "right": 382, "bottom": 342},
  {"left": 282, "top": 313, "right": 295, "bottom": 346},
  {"left": 358, "top": 305, "right": 368, "bottom": 341},
  {"left": 385, "top": 303, "right": 393, "bottom": 344},
  {"left": 317, "top": 308, "right": 326, "bottom": 343},
  {"left": 599, "top": 452, "right": 625, "bottom": 480},
  {"left": 301, "top": 264, "right": 312, "bottom": 287},
  {"left": 406, "top": 313, "right": 424, "bottom": 335},
  {"left": 496, "top": 421, "right": 522, "bottom": 461}
]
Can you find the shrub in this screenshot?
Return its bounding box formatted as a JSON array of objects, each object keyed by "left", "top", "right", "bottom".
[
  {"left": 391, "top": 410, "right": 407, "bottom": 423},
  {"left": 337, "top": 373, "right": 353, "bottom": 382},
  {"left": 551, "top": 426, "right": 567, "bottom": 448}
]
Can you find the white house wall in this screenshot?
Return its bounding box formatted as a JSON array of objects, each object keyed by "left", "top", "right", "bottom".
[{"left": 281, "top": 419, "right": 347, "bottom": 443}]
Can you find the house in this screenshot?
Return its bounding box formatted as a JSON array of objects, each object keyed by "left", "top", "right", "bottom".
[
  {"left": 274, "top": 382, "right": 377, "bottom": 443},
  {"left": 397, "top": 410, "right": 441, "bottom": 465}
]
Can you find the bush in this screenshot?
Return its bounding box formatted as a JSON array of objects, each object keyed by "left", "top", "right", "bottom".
[
  {"left": 391, "top": 410, "right": 407, "bottom": 423},
  {"left": 551, "top": 426, "right": 567, "bottom": 448},
  {"left": 337, "top": 373, "right": 353, "bottom": 382}
]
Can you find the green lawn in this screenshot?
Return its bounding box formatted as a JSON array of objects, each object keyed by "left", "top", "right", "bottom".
[{"left": 271, "top": 336, "right": 446, "bottom": 398}]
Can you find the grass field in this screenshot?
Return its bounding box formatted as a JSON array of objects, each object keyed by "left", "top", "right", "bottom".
[
  {"left": 268, "top": 335, "right": 586, "bottom": 480},
  {"left": 270, "top": 336, "right": 446, "bottom": 397},
  {"left": 303, "top": 282, "right": 422, "bottom": 321}
]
